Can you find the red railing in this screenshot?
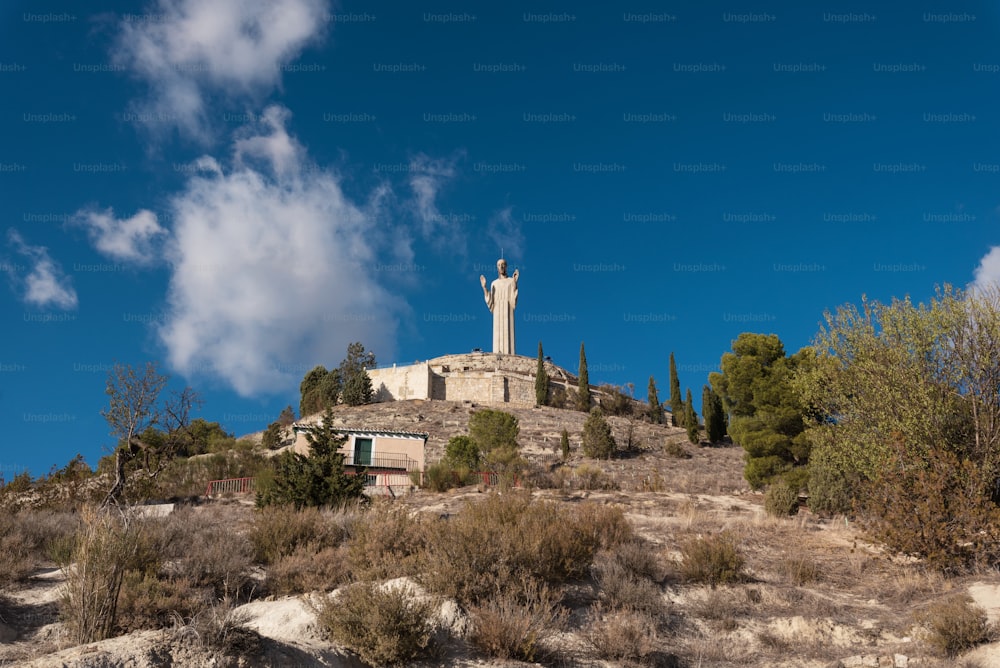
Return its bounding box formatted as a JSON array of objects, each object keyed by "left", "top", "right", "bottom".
[
  {"left": 475, "top": 472, "right": 520, "bottom": 488},
  {"left": 205, "top": 477, "right": 255, "bottom": 496}
]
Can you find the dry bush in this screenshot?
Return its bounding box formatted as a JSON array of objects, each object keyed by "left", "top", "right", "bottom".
[
  {"left": 316, "top": 581, "right": 440, "bottom": 667},
  {"left": 584, "top": 605, "right": 659, "bottom": 664},
  {"left": 687, "top": 587, "right": 750, "bottom": 632},
  {"left": 268, "top": 545, "right": 350, "bottom": 595},
  {"left": 920, "top": 595, "right": 994, "bottom": 657},
  {"left": 764, "top": 480, "right": 800, "bottom": 517},
  {"left": 419, "top": 493, "right": 610, "bottom": 605},
  {"left": 347, "top": 502, "right": 427, "bottom": 581},
  {"left": 60, "top": 508, "right": 144, "bottom": 644},
  {"left": 0, "top": 510, "right": 81, "bottom": 588},
  {"left": 677, "top": 532, "right": 746, "bottom": 586},
  {"left": 608, "top": 539, "right": 667, "bottom": 582},
  {"left": 171, "top": 601, "right": 263, "bottom": 658},
  {"left": 782, "top": 554, "right": 821, "bottom": 586},
  {"left": 422, "top": 461, "right": 471, "bottom": 492},
  {"left": 118, "top": 573, "right": 206, "bottom": 632},
  {"left": 592, "top": 552, "right": 665, "bottom": 617},
  {"left": 248, "top": 504, "right": 353, "bottom": 565},
  {"left": 468, "top": 581, "right": 565, "bottom": 662},
  {"left": 574, "top": 501, "right": 634, "bottom": 548},
  {"left": 574, "top": 463, "right": 618, "bottom": 490},
  {"left": 664, "top": 441, "right": 692, "bottom": 459}
]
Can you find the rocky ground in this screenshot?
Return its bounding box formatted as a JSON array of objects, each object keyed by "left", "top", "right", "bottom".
[{"left": 5, "top": 400, "right": 1000, "bottom": 667}]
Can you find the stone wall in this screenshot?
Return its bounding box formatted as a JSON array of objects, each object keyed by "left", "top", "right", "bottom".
[
  {"left": 368, "top": 362, "right": 431, "bottom": 402},
  {"left": 367, "top": 352, "right": 583, "bottom": 408}
]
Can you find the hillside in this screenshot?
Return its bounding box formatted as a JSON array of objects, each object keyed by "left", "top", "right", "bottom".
[{"left": 4, "top": 400, "right": 1000, "bottom": 667}]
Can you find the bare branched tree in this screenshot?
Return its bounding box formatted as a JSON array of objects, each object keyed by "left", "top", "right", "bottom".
[{"left": 101, "top": 362, "right": 199, "bottom": 508}]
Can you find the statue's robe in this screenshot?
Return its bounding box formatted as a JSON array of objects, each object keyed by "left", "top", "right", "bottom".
[{"left": 486, "top": 275, "right": 517, "bottom": 354}]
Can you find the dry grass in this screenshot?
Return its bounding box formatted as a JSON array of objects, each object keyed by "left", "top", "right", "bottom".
[{"left": 468, "top": 581, "right": 566, "bottom": 663}]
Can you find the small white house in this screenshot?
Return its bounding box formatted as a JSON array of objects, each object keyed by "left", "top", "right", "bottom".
[{"left": 291, "top": 423, "right": 428, "bottom": 490}]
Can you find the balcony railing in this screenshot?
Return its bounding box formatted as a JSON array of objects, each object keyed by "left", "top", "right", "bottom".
[{"left": 342, "top": 451, "right": 418, "bottom": 472}]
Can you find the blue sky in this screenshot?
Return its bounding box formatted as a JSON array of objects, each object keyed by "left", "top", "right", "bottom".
[{"left": 3, "top": 0, "right": 1000, "bottom": 477}]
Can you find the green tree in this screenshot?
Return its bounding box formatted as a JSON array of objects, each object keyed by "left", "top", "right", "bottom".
[
  {"left": 709, "top": 333, "right": 814, "bottom": 489},
  {"left": 799, "top": 286, "right": 1000, "bottom": 568},
  {"left": 669, "top": 352, "right": 683, "bottom": 426},
  {"left": 577, "top": 342, "right": 591, "bottom": 411},
  {"left": 261, "top": 421, "right": 284, "bottom": 450},
  {"left": 702, "top": 385, "right": 726, "bottom": 444},
  {"left": 299, "top": 365, "right": 334, "bottom": 416},
  {"left": 685, "top": 388, "right": 699, "bottom": 444},
  {"left": 101, "top": 362, "right": 198, "bottom": 508},
  {"left": 341, "top": 369, "right": 373, "bottom": 406},
  {"left": 647, "top": 376, "right": 664, "bottom": 424},
  {"left": 445, "top": 435, "right": 481, "bottom": 471},
  {"left": 469, "top": 409, "right": 520, "bottom": 455},
  {"left": 560, "top": 428, "right": 571, "bottom": 461},
  {"left": 257, "top": 407, "right": 366, "bottom": 509},
  {"left": 582, "top": 407, "right": 616, "bottom": 459},
  {"left": 535, "top": 341, "right": 549, "bottom": 406}
]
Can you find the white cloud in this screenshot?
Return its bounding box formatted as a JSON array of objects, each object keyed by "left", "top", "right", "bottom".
[
  {"left": 487, "top": 206, "right": 524, "bottom": 260},
  {"left": 6, "top": 230, "right": 78, "bottom": 310},
  {"left": 408, "top": 153, "right": 465, "bottom": 252},
  {"left": 73, "top": 207, "right": 166, "bottom": 265},
  {"left": 972, "top": 246, "right": 1000, "bottom": 291},
  {"left": 114, "top": 0, "right": 329, "bottom": 141},
  {"left": 159, "top": 106, "right": 404, "bottom": 396}
]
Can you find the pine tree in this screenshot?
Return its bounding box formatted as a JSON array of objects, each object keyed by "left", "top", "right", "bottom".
[
  {"left": 647, "top": 376, "right": 663, "bottom": 424},
  {"left": 560, "top": 428, "right": 571, "bottom": 461},
  {"left": 577, "top": 342, "right": 591, "bottom": 412},
  {"left": 535, "top": 342, "right": 549, "bottom": 407},
  {"left": 703, "top": 385, "right": 727, "bottom": 444},
  {"left": 257, "top": 407, "right": 366, "bottom": 508},
  {"left": 669, "top": 352, "right": 683, "bottom": 426},
  {"left": 685, "top": 388, "right": 699, "bottom": 445}
]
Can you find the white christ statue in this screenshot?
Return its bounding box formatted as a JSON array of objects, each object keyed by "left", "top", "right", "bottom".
[{"left": 480, "top": 258, "right": 519, "bottom": 355}]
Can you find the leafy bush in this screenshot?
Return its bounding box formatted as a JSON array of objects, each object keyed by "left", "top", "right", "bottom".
[
  {"left": 444, "top": 435, "right": 481, "bottom": 471},
  {"left": 317, "top": 581, "right": 440, "bottom": 667},
  {"left": 468, "top": 409, "right": 519, "bottom": 454},
  {"left": 862, "top": 447, "right": 1000, "bottom": 573},
  {"left": 743, "top": 455, "right": 790, "bottom": 491},
  {"left": 468, "top": 582, "right": 565, "bottom": 662},
  {"left": 582, "top": 408, "right": 616, "bottom": 459},
  {"left": 764, "top": 479, "right": 800, "bottom": 517},
  {"left": 421, "top": 461, "right": 471, "bottom": 492},
  {"left": 678, "top": 532, "right": 746, "bottom": 585},
  {"left": 920, "top": 595, "right": 994, "bottom": 657}
]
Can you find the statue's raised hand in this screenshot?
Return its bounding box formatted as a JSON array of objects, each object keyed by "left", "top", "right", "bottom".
[
  {"left": 480, "top": 275, "right": 487, "bottom": 290},
  {"left": 512, "top": 269, "right": 519, "bottom": 282}
]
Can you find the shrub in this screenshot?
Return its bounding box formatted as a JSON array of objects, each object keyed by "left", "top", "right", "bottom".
[
  {"left": 920, "top": 595, "right": 994, "bottom": 657},
  {"left": 574, "top": 502, "right": 634, "bottom": 548},
  {"left": 593, "top": 554, "right": 665, "bottom": 616},
  {"left": 764, "top": 479, "right": 800, "bottom": 517},
  {"left": 604, "top": 539, "right": 665, "bottom": 583},
  {"left": 584, "top": 606, "right": 659, "bottom": 664},
  {"left": 61, "top": 508, "right": 144, "bottom": 643},
  {"left": 347, "top": 503, "right": 427, "bottom": 581},
  {"left": 468, "top": 409, "right": 519, "bottom": 455},
  {"left": 663, "top": 440, "right": 692, "bottom": 459},
  {"left": 444, "top": 435, "right": 481, "bottom": 471},
  {"left": 421, "top": 461, "right": 471, "bottom": 492},
  {"left": 0, "top": 514, "right": 40, "bottom": 588},
  {"left": 248, "top": 505, "right": 351, "bottom": 565},
  {"left": 861, "top": 447, "right": 1000, "bottom": 573},
  {"left": 744, "top": 455, "right": 790, "bottom": 490},
  {"left": 468, "top": 582, "right": 565, "bottom": 662},
  {"left": 419, "top": 493, "right": 608, "bottom": 605},
  {"left": 599, "top": 384, "right": 634, "bottom": 417},
  {"left": 316, "top": 581, "right": 439, "bottom": 667},
  {"left": 582, "top": 408, "right": 616, "bottom": 459},
  {"left": 268, "top": 545, "right": 350, "bottom": 595},
  {"left": 678, "top": 532, "right": 746, "bottom": 585},
  {"left": 574, "top": 463, "right": 616, "bottom": 490},
  {"left": 782, "top": 554, "right": 821, "bottom": 586}
]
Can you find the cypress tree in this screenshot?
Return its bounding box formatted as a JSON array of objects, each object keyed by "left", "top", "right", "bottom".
[
  {"left": 703, "top": 385, "right": 727, "bottom": 444},
  {"left": 535, "top": 341, "right": 549, "bottom": 406},
  {"left": 685, "top": 388, "right": 699, "bottom": 445},
  {"left": 560, "top": 428, "right": 571, "bottom": 461},
  {"left": 577, "top": 342, "right": 591, "bottom": 412},
  {"left": 647, "top": 375, "right": 663, "bottom": 424},
  {"left": 669, "top": 352, "right": 683, "bottom": 426}
]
